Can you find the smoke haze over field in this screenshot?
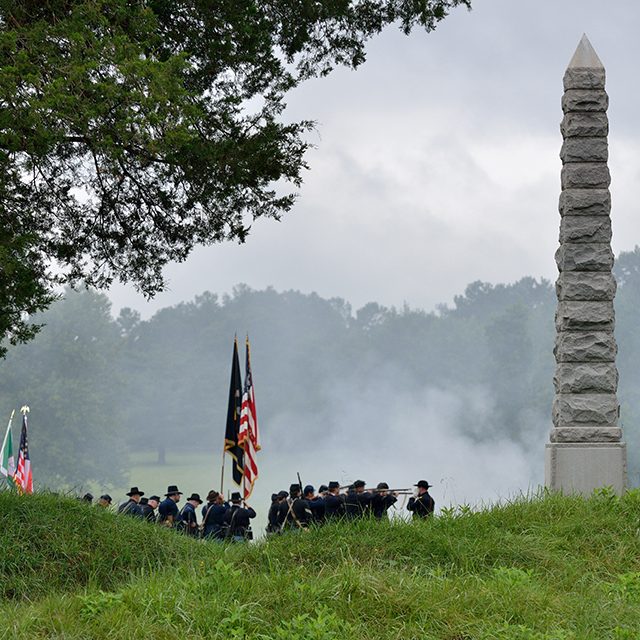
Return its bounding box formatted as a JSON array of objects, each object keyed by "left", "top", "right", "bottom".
[
  {"left": 263, "top": 382, "right": 547, "bottom": 512},
  {"left": 3, "top": 278, "right": 576, "bottom": 515}
]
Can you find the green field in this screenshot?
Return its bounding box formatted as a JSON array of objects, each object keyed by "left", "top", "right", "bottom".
[
  {"left": 2, "top": 489, "right": 640, "bottom": 639},
  {"left": 119, "top": 450, "right": 221, "bottom": 497}
]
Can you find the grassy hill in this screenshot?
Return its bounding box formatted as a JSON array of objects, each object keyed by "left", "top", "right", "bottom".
[{"left": 1, "top": 490, "right": 640, "bottom": 639}]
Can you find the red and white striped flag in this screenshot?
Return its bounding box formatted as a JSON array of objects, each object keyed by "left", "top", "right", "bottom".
[
  {"left": 14, "top": 406, "right": 33, "bottom": 495},
  {"left": 238, "top": 338, "right": 260, "bottom": 499}
]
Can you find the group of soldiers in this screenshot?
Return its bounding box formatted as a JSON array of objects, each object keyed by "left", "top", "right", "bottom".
[
  {"left": 265, "top": 479, "right": 435, "bottom": 534},
  {"left": 83, "top": 485, "right": 255, "bottom": 541},
  {"left": 82, "top": 478, "right": 435, "bottom": 542}
]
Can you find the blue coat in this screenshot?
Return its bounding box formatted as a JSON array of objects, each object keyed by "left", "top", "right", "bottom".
[
  {"left": 201, "top": 502, "right": 229, "bottom": 539},
  {"left": 117, "top": 499, "right": 143, "bottom": 518},
  {"left": 344, "top": 491, "right": 372, "bottom": 519},
  {"left": 158, "top": 497, "right": 180, "bottom": 525},
  {"left": 371, "top": 493, "right": 397, "bottom": 519},
  {"left": 324, "top": 493, "right": 345, "bottom": 519},
  {"left": 407, "top": 492, "right": 435, "bottom": 518},
  {"left": 224, "top": 504, "right": 256, "bottom": 538},
  {"left": 307, "top": 497, "right": 326, "bottom": 523},
  {"left": 179, "top": 502, "right": 199, "bottom": 536}
]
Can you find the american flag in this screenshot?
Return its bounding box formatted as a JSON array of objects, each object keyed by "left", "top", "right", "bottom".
[
  {"left": 14, "top": 407, "right": 33, "bottom": 494},
  {"left": 238, "top": 338, "right": 260, "bottom": 499}
]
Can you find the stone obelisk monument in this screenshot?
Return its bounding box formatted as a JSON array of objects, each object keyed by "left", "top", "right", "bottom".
[{"left": 545, "top": 35, "right": 627, "bottom": 495}]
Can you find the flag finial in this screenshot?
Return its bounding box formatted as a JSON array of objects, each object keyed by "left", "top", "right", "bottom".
[{"left": 20, "top": 406, "right": 30, "bottom": 415}]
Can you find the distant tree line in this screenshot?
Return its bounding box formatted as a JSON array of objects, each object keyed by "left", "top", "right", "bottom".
[{"left": 2, "top": 247, "right": 640, "bottom": 489}]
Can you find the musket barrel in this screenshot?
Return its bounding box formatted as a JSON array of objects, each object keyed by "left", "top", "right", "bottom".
[{"left": 337, "top": 486, "right": 413, "bottom": 493}]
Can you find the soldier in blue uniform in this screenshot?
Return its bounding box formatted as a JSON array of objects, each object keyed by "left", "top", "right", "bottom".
[
  {"left": 272, "top": 490, "right": 289, "bottom": 532},
  {"left": 117, "top": 487, "right": 144, "bottom": 518},
  {"left": 407, "top": 480, "right": 435, "bottom": 518},
  {"left": 370, "top": 482, "right": 398, "bottom": 519},
  {"left": 138, "top": 496, "right": 151, "bottom": 520},
  {"left": 344, "top": 480, "right": 372, "bottom": 519},
  {"left": 303, "top": 485, "right": 325, "bottom": 524},
  {"left": 324, "top": 481, "right": 345, "bottom": 520},
  {"left": 158, "top": 485, "right": 183, "bottom": 528},
  {"left": 283, "top": 483, "right": 312, "bottom": 531},
  {"left": 179, "top": 493, "right": 203, "bottom": 536},
  {"left": 147, "top": 495, "right": 160, "bottom": 523},
  {"left": 139, "top": 496, "right": 158, "bottom": 522},
  {"left": 202, "top": 490, "right": 229, "bottom": 541},
  {"left": 223, "top": 492, "right": 256, "bottom": 542},
  {"left": 266, "top": 493, "right": 280, "bottom": 535}
]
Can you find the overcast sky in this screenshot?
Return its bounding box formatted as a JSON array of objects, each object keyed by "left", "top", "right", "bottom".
[{"left": 108, "top": 0, "right": 640, "bottom": 317}]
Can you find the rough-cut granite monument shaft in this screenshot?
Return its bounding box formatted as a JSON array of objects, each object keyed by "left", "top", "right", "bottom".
[{"left": 545, "top": 35, "right": 627, "bottom": 495}]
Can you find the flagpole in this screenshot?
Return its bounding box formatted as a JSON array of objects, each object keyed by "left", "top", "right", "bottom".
[
  {"left": 220, "top": 445, "right": 226, "bottom": 495},
  {"left": 2, "top": 410, "right": 15, "bottom": 449},
  {"left": 242, "top": 453, "right": 246, "bottom": 502},
  {"left": 0, "top": 410, "right": 15, "bottom": 488}
]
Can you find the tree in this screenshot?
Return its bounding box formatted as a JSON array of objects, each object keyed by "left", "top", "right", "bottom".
[
  {"left": 0, "top": 0, "right": 471, "bottom": 353},
  {"left": 0, "top": 288, "right": 128, "bottom": 487}
]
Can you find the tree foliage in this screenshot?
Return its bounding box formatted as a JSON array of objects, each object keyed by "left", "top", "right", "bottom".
[{"left": 0, "top": 0, "right": 470, "bottom": 353}]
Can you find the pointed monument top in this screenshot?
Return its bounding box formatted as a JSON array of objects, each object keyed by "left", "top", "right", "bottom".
[{"left": 567, "top": 34, "right": 604, "bottom": 69}]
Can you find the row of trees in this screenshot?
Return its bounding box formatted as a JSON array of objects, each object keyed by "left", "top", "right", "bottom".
[{"left": 2, "top": 247, "right": 640, "bottom": 489}]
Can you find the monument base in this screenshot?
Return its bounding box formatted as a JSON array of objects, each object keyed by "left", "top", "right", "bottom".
[{"left": 545, "top": 442, "right": 627, "bottom": 496}]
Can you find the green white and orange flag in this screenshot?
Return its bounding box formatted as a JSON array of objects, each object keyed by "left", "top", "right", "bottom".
[{"left": 0, "top": 410, "right": 16, "bottom": 488}]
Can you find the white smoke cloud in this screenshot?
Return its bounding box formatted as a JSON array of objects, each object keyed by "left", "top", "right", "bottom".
[{"left": 257, "top": 374, "right": 547, "bottom": 518}]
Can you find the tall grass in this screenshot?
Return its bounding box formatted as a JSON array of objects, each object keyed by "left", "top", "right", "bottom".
[
  {"left": 2, "top": 490, "right": 640, "bottom": 638},
  {"left": 0, "top": 491, "right": 219, "bottom": 599}
]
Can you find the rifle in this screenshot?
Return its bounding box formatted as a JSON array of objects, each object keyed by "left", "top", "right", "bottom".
[
  {"left": 297, "top": 471, "right": 303, "bottom": 494},
  {"left": 339, "top": 486, "right": 414, "bottom": 494}
]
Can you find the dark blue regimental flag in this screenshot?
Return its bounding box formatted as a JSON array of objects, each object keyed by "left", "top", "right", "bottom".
[{"left": 224, "top": 338, "right": 244, "bottom": 486}]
